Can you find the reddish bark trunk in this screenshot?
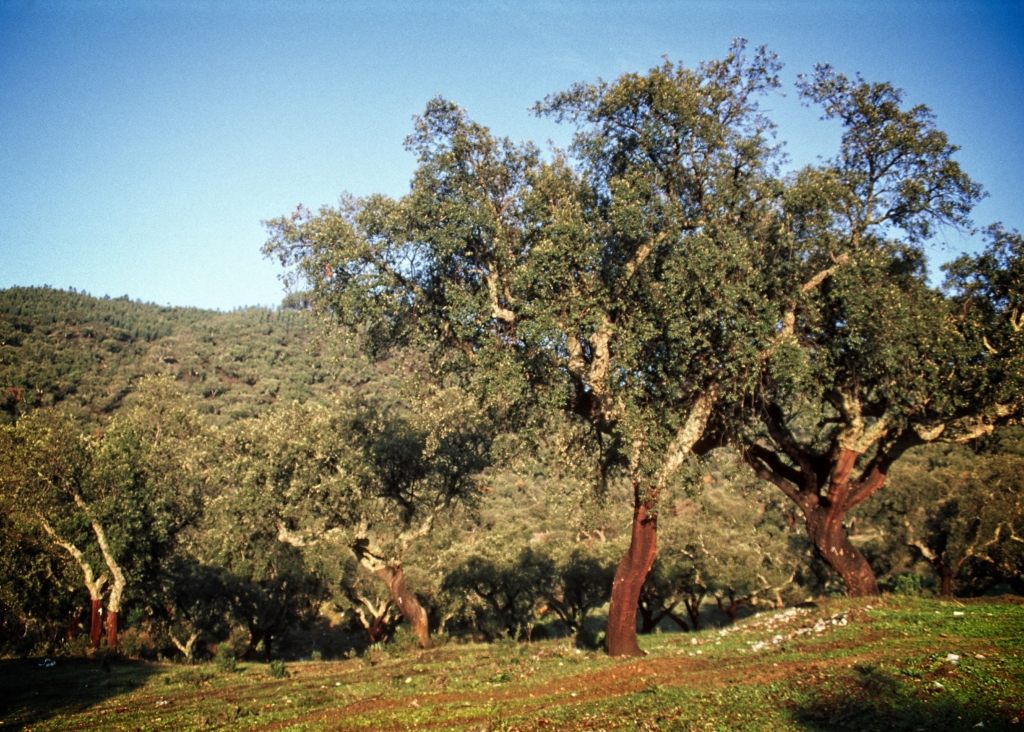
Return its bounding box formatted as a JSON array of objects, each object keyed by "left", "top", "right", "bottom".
[
  {"left": 716, "top": 596, "right": 747, "bottom": 624},
  {"left": 607, "top": 496, "right": 658, "bottom": 657},
  {"left": 366, "top": 616, "right": 391, "bottom": 644},
  {"left": 805, "top": 504, "right": 879, "bottom": 597},
  {"left": 803, "top": 450, "right": 880, "bottom": 597},
  {"left": 89, "top": 600, "right": 103, "bottom": 648},
  {"left": 376, "top": 565, "right": 430, "bottom": 649},
  {"left": 932, "top": 558, "right": 953, "bottom": 597},
  {"left": 105, "top": 610, "right": 118, "bottom": 649}
]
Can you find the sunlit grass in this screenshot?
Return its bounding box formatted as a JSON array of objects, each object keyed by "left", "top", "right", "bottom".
[{"left": 2, "top": 596, "right": 1021, "bottom": 731}]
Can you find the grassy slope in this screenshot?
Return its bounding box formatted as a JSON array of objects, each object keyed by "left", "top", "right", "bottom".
[{"left": 2, "top": 597, "right": 1022, "bottom": 732}]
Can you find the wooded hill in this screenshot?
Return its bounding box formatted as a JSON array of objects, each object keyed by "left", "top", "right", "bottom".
[{"left": 0, "top": 286, "right": 362, "bottom": 425}]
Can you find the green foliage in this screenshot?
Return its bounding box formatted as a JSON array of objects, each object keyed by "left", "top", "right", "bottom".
[
  {"left": 892, "top": 574, "right": 924, "bottom": 596},
  {"left": 0, "top": 286, "right": 347, "bottom": 427},
  {"left": 856, "top": 431, "right": 1024, "bottom": 596},
  {"left": 214, "top": 642, "right": 238, "bottom": 672},
  {"left": 268, "top": 659, "right": 288, "bottom": 678}
]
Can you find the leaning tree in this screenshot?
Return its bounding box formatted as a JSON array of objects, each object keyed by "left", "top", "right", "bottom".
[
  {"left": 740, "top": 67, "right": 1018, "bottom": 596},
  {"left": 264, "top": 41, "right": 791, "bottom": 656}
]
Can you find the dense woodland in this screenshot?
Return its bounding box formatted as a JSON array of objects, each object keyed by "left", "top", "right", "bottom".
[{"left": 2, "top": 43, "right": 1022, "bottom": 663}]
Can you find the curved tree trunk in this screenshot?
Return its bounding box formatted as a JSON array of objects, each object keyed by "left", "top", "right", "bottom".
[
  {"left": 715, "top": 595, "right": 747, "bottom": 624},
  {"left": 375, "top": 565, "right": 430, "bottom": 649},
  {"left": 607, "top": 495, "right": 658, "bottom": 657},
  {"left": 806, "top": 505, "right": 879, "bottom": 597}
]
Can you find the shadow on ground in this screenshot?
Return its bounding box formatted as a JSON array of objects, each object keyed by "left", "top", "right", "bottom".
[
  {"left": 791, "top": 691, "right": 1022, "bottom": 731},
  {"left": 0, "top": 656, "right": 162, "bottom": 731}
]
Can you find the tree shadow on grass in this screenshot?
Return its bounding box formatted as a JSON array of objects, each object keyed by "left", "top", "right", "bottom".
[
  {"left": 789, "top": 685, "right": 1021, "bottom": 731},
  {"left": 0, "top": 656, "right": 163, "bottom": 731}
]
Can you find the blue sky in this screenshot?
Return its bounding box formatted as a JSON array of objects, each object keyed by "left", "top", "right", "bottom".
[{"left": 1, "top": 0, "right": 1022, "bottom": 311}]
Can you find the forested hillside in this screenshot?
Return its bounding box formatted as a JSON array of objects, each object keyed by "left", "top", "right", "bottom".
[{"left": 0, "top": 286, "right": 360, "bottom": 425}]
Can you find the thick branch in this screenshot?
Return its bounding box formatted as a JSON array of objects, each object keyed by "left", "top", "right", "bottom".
[
  {"left": 38, "top": 517, "right": 107, "bottom": 601},
  {"left": 658, "top": 385, "right": 720, "bottom": 485},
  {"left": 742, "top": 445, "right": 805, "bottom": 508},
  {"left": 761, "top": 402, "right": 817, "bottom": 488}
]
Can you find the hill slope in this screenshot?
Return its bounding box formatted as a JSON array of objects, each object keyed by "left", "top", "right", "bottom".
[{"left": 0, "top": 286, "right": 353, "bottom": 425}]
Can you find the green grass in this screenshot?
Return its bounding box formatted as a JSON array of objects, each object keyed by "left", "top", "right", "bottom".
[{"left": 2, "top": 596, "right": 1022, "bottom": 731}]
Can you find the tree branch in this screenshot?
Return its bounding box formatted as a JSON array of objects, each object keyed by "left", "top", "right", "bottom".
[{"left": 742, "top": 445, "right": 806, "bottom": 508}]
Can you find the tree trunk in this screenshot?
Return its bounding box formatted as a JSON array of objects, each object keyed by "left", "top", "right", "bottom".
[
  {"left": 933, "top": 558, "right": 953, "bottom": 598},
  {"left": 243, "top": 628, "right": 264, "bottom": 661},
  {"left": 366, "top": 615, "right": 390, "bottom": 644},
  {"left": 67, "top": 608, "right": 80, "bottom": 642},
  {"left": 665, "top": 610, "right": 690, "bottom": 631},
  {"left": 607, "top": 495, "right": 658, "bottom": 657},
  {"left": 638, "top": 605, "right": 663, "bottom": 634},
  {"left": 805, "top": 504, "right": 879, "bottom": 597},
  {"left": 105, "top": 611, "right": 118, "bottom": 649},
  {"left": 264, "top": 632, "right": 272, "bottom": 662},
  {"left": 375, "top": 565, "right": 430, "bottom": 649},
  {"left": 685, "top": 597, "right": 702, "bottom": 631},
  {"left": 90, "top": 600, "right": 103, "bottom": 648},
  {"left": 716, "top": 595, "right": 746, "bottom": 624}
]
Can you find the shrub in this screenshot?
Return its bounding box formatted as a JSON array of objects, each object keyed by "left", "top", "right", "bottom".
[
  {"left": 894, "top": 574, "right": 923, "bottom": 596},
  {"left": 268, "top": 659, "right": 288, "bottom": 678},
  {"left": 118, "top": 628, "right": 158, "bottom": 660},
  {"left": 214, "top": 643, "right": 237, "bottom": 672},
  {"left": 174, "top": 667, "right": 215, "bottom": 687}
]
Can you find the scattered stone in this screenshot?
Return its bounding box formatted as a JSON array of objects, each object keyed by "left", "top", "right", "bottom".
[{"left": 947, "top": 654, "right": 960, "bottom": 664}]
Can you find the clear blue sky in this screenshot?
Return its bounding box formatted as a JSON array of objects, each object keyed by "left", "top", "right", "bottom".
[{"left": 2, "top": 0, "right": 1022, "bottom": 311}]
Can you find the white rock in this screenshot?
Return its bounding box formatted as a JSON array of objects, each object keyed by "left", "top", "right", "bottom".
[{"left": 947, "top": 653, "right": 961, "bottom": 663}]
